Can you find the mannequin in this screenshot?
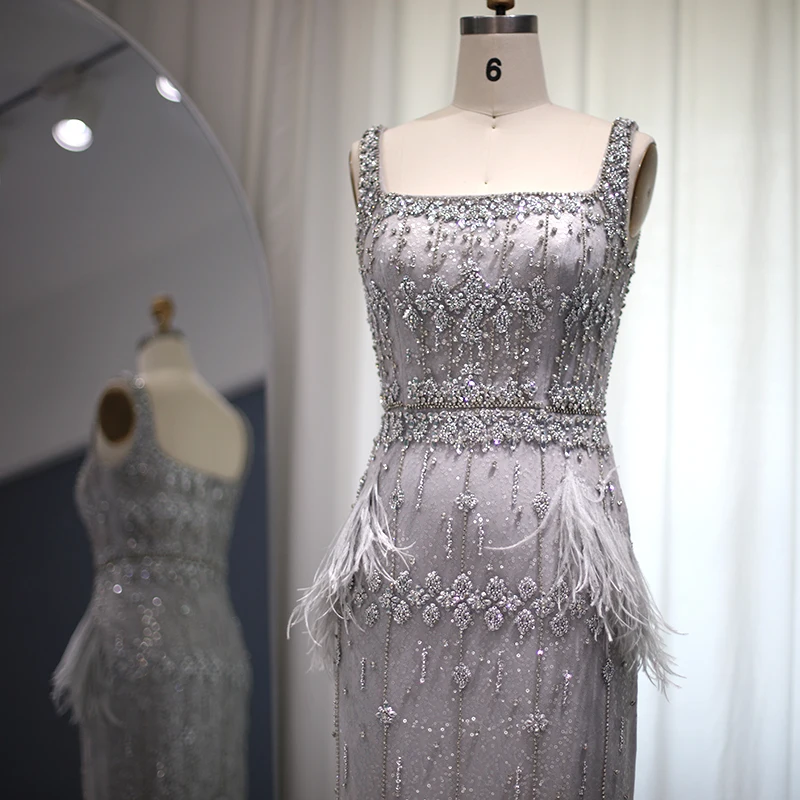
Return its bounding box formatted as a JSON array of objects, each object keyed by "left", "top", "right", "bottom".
[
  {"left": 94, "top": 295, "right": 248, "bottom": 481},
  {"left": 350, "top": 5, "right": 657, "bottom": 242}
]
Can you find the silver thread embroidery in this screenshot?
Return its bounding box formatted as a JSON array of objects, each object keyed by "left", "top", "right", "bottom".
[
  {"left": 415, "top": 448, "right": 434, "bottom": 511},
  {"left": 532, "top": 447, "right": 550, "bottom": 520},
  {"left": 476, "top": 514, "right": 486, "bottom": 557},
  {"left": 495, "top": 656, "right": 505, "bottom": 694},
  {"left": 395, "top": 756, "right": 403, "bottom": 797},
  {"left": 511, "top": 461, "right": 520, "bottom": 509},
  {"left": 444, "top": 515, "right": 454, "bottom": 560},
  {"left": 579, "top": 744, "right": 589, "bottom": 797},
  {"left": 562, "top": 670, "right": 573, "bottom": 707}
]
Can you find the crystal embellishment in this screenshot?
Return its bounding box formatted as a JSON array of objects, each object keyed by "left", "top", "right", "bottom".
[
  {"left": 376, "top": 704, "right": 397, "bottom": 725},
  {"left": 522, "top": 710, "right": 549, "bottom": 735},
  {"left": 455, "top": 491, "right": 479, "bottom": 511},
  {"left": 532, "top": 491, "right": 551, "bottom": 520},
  {"left": 422, "top": 603, "right": 440, "bottom": 627},
  {"left": 452, "top": 663, "right": 472, "bottom": 690}
]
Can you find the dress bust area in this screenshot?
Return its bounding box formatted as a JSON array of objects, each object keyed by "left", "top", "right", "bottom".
[
  {"left": 94, "top": 332, "right": 249, "bottom": 482},
  {"left": 349, "top": 28, "right": 657, "bottom": 242}
]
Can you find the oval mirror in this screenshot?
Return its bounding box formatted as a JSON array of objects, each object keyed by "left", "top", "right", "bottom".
[{"left": 0, "top": 1, "right": 271, "bottom": 797}]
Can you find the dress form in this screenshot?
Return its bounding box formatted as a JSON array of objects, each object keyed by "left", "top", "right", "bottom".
[
  {"left": 291, "top": 9, "right": 675, "bottom": 795},
  {"left": 94, "top": 296, "right": 248, "bottom": 481},
  {"left": 350, "top": 9, "right": 657, "bottom": 241}
]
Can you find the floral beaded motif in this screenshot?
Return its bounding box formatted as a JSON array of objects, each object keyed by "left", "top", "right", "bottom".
[{"left": 349, "top": 569, "right": 601, "bottom": 642}]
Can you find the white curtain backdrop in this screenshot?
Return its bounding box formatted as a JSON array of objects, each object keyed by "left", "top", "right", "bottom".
[{"left": 93, "top": 1, "right": 800, "bottom": 798}]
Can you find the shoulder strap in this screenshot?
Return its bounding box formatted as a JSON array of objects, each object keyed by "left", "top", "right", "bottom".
[
  {"left": 119, "top": 370, "right": 155, "bottom": 456},
  {"left": 355, "top": 126, "right": 383, "bottom": 255},
  {"left": 598, "top": 117, "right": 638, "bottom": 243}
]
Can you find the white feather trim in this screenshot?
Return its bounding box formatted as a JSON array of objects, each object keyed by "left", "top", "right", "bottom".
[
  {"left": 287, "top": 464, "right": 411, "bottom": 671},
  {"left": 494, "top": 463, "right": 679, "bottom": 694},
  {"left": 52, "top": 610, "right": 119, "bottom": 724}
]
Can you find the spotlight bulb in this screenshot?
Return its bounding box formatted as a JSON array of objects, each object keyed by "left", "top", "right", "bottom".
[{"left": 52, "top": 118, "right": 93, "bottom": 152}]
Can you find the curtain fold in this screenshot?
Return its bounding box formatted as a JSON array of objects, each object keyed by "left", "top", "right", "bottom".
[{"left": 91, "top": 1, "right": 800, "bottom": 797}]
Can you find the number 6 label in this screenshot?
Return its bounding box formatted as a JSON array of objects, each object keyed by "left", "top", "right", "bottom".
[{"left": 486, "top": 57, "right": 502, "bottom": 82}]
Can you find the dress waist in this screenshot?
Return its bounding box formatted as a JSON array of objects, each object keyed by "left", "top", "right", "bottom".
[
  {"left": 377, "top": 404, "right": 609, "bottom": 453},
  {"left": 93, "top": 553, "right": 228, "bottom": 584}
]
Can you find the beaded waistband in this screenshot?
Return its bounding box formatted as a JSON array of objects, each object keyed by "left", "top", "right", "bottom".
[
  {"left": 377, "top": 405, "right": 609, "bottom": 453},
  {"left": 95, "top": 553, "right": 227, "bottom": 577}
]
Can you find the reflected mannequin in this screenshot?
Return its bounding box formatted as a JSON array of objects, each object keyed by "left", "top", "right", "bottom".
[{"left": 54, "top": 298, "right": 253, "bottom": 799}]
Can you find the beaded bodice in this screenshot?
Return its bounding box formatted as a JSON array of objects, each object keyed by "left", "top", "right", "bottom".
[
  {"left": 76, "top": 372, "right": 249, "bottom": 574},
  {"left": 356, "top": 120, "right": 639, "bottom": 452}
]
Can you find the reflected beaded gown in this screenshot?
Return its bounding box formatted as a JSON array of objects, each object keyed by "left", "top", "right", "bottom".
[
  {"left": 53, "top": 373, "right": 252, "bottom": 800},
  {"left": 292, "top": 118, "right": 675, "bottom": 799}
]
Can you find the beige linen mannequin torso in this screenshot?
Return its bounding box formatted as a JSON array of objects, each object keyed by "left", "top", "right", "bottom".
[{"left": 350, "top": 30, "right": 657, "bottom": 241}]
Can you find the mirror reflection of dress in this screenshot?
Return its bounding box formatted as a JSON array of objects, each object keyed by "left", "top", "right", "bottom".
[{"left": 53, "top": 370, "right": 252, "bottom": 799}]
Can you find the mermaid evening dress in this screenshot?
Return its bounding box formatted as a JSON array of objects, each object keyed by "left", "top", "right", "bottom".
[
  {"left": 292, "top": 118, "right": 674, "bottom": 799},
  {"left": 54, "top": 373, "right": 252, "bottom": 799}
]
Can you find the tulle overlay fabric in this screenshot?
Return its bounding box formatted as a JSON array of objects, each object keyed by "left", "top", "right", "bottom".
[
  {"left": 290, "top": 118, "right": 675, "bottom": 798},
  {"left": 53, "top": 373, "right": 251, "bottom": 800}
]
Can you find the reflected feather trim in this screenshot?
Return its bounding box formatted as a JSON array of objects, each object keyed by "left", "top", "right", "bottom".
[
  {"left": 287, "top": 464, "right": 411, "bottom": 671},
  {"left": 52, "top": 610, "right": 119, "bottom": 724},
  {"left": 497, "top": 464, "right": 679, "bottom": 694}
]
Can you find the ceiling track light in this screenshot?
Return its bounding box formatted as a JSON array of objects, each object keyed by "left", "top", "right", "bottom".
[
  {"left": 0, "top": 41, "right": 126, "bottom": 120},
  {"left": 52, "top": 118, "right": 93, "bottom": 152},
  {"left": 155, "top": 75, "right": 182, "bottom": 103},
  {"left": 47, "top": 72, "right": 101, "bottom": 153}
]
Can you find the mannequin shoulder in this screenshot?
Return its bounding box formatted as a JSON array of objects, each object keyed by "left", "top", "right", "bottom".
[
  {"left": 347, "top": 121, "right": 413, "bottom": 201},
  {"left": 349, "top": 107, "right": 457, "bottom": 202},
  {"left": 630, "top": 128, "right": 657, "bottom": 187},
  {"left": 349, "top": 138, "right": 361, "bottom": 203},
  {"left": 179, "top": 378, "right": 251, "bottom": 466},
  {"left": 629, "top": 128, "right": 658, "bottom": 239},
  {"left": 567, "top": 107, "right": 658, "bottom": 235}
]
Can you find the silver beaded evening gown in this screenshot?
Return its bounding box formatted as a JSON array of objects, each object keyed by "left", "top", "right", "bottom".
[
  {"left": 291, "top": 118, "right": 675, "bottom": 799},
  {"left": 53, "top": 372, "right": 252, "bottom": 800}
]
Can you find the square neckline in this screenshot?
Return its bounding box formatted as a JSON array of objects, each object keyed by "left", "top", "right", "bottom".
[{"left": 372, "top": 117, "right": 628, "bottom": 204}]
